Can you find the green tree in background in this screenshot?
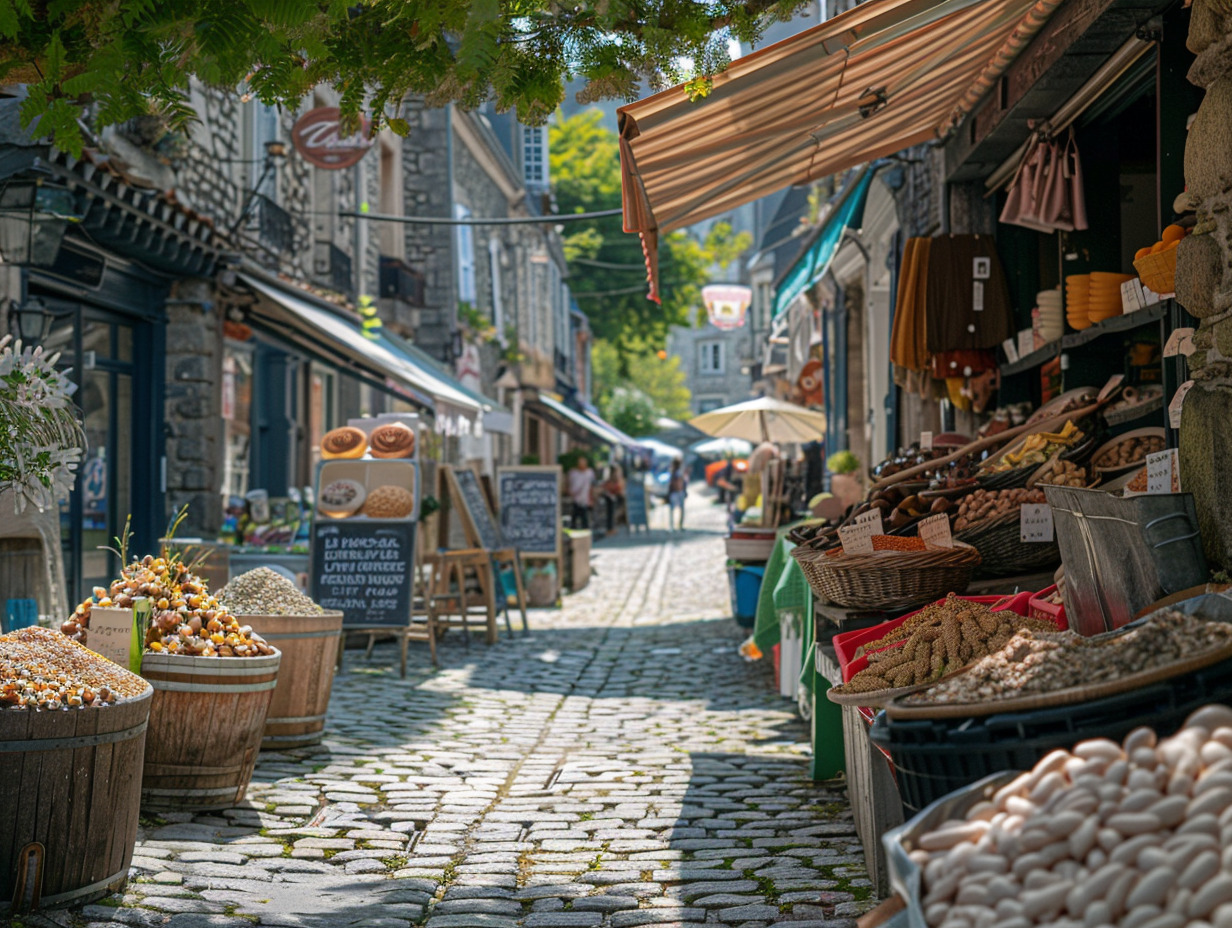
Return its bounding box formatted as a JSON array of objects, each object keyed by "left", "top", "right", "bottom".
[
  {"left": 591, "top": 340, "right": 691, "bottom": 426},
  {"left": 4, "top": 0, "right": 807, "bottom": 155},
  {"left": 603, "top": 386, "right": 658, "bottom": 438},
  {"left": 550, "top": 110, "right": 751, "bottom": 355}
]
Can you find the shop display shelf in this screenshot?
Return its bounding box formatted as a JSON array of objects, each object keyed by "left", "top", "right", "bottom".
[
  {"left": 999, "top": 340, "right": 1061, "bottom": 377},
  {"left": 870, "top": 653, "right": 1232, "bottom": 813},
  {"left": 1061, "top": 300, "right": 1169, "bottom": 349}
]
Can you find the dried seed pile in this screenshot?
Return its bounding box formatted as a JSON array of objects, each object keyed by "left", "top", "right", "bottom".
[
  {"left": 905, "top": 610, "right": 1232, "bottom": 707},
  {"left": 220, "top": 568, "right": 324, "bottom": 616},
  {"left": 826, "top": 535, "right": 927, "bottom": 556},
  {"left": 1036, "top": 460, "right": 1087, "bottom": 488},
  {"left": 909, "top": 705, "right": 1232, "bottom": 928},
  {"left": 834, "top": 596, "right": 1058, "bottom": 694},
  {"left": 954, "top": 488, "right": 1047, "bottom": 532},
  {"left": 66, "top": 556, "right": 274, "bottom": 658},
  {"left": 1, "top": 627, "right": 146, "bottom": 709}
]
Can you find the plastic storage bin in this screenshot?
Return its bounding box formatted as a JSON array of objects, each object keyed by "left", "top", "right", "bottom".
[
  {"left": 728, "top": 565, "right": 765, "bottom": 627},
  {"left": 870, "top": 654, "right": 1232, "bottom": 813}
]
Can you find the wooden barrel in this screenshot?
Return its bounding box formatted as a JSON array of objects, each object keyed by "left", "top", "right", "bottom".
[
  {"left": 140, "top": 650, "right": 280, "bottom": 810},
  {"left": 232, "top": 612, "right": 342, "bottom": 750},
  {"left": 0, "top": 686, "right": 152, "bottom": 913}
]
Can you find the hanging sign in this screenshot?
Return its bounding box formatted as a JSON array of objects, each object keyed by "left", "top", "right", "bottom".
[
  {"left": 291, "top": 107, "right": 376, "bottom": 170},
  {"left": 702, "top": 285, "right": 752, "bottom": 330}
]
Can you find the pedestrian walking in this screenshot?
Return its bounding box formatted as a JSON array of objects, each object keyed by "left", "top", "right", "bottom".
[
  {"left": 601, "top": 463, "right": 626, "bottom": 533},
  {"left": 667, "top": 457, "right": 687, "bottom": 531},
  {"left": 567, "top": 455, "right": 596, "bottom": 529}
]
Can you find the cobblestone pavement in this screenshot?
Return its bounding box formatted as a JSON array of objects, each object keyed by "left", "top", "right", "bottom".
[{"left": 63, "top": 490, "right": 871, "bottom": 928}]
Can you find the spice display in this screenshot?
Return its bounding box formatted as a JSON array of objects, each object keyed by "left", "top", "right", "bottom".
[
  {"left": 907, "top": 705, "right": 1232, "bottom": 928},
  {"left": 903, "top": 610, "right": 1232, "bottom": 707},
  {"left": 954, "top": 488, "right": 1047, "bottom": 532},
  {"left": 1125, "top": 464, "right": 1179, "bottom": 494},
  {"left": 833, "top": 596, "right": 1057, "bottom": 694},
  {"left": 320, "top": 426, "right": 368, "bottom": 459},
  {"left": 363, "top": 484, "right": 415, "bottom": 518},
  {"left": 1, "top": 626, "right": 146, "bottom": 708},
  {"left": 367, "top": 422, "right": 416, "bottom": 458},
  {"left": 1034, "top": 460, "right": 1087, "bottom": 488},
  {"left": 980, "top": 421, "right": 1085, "bottom": 473},
  {"left": 1095, "top": 432, "right": 1165, "bottom": 471},
  {"left": 65, "top": 528, "right": 275, "bottom": 658},
  {"left": 220, "top": 568, "right": 325, "bottom": 616},
  {"left": 319, "top": 478, "right": 367, "bottom": 517},
  {"left": 827, "top": 535, "right": 928, "bottom": 556}
]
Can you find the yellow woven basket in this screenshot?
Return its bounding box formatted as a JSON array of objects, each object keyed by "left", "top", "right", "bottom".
[{"left": 1133, "top": 247, "right": 1177, "bottom": 295}]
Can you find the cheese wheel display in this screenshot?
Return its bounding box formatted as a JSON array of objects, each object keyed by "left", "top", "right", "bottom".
[
  {"left": 368, "top": 422, "right": 416, "bottom": 459},
  {"left": 320, "top": 427, "right": 367, "bottom": 459},
  {"left": 318, "top": 479, "right": 367, "bottom": 518}
]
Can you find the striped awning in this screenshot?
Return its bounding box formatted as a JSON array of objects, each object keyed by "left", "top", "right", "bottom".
[{"left": 619, "top": 0, "right": 1062, "bottom": 301}]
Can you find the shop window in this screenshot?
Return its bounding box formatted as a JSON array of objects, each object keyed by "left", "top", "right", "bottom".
[
  {"left": 222, "top": 342, "right": 254, "bottom": 501},
  {"left": 309, "top": 365, "right": 338, "bottom": 470},
  {"left": 698, "top": 341, "right": 725, "bottom": 375},
  {"left": 697, "top": 396, "right": 725, "bottom": 413},
  {"left": 379, "top": 140, "right": 404, "bottom": 259},
  {"left": 522, "top": 125, "right": 547, "bottom": 191},
  {"left": 455, "top": 203, "right": 476, "bottom": 304},
  {"left": 248, "top": 102, "right": 281, "bottom": 199}
]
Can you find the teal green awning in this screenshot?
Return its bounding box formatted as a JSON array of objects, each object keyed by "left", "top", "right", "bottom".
[{"left": 771, "top": 168, "right": 876, "bottom": 319}]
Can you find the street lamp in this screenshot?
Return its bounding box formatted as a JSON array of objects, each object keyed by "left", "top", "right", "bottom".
[
  {"left": 9, "top": 297, "right": 52, "bottom": 343},
  {"left": 0, "top": 177, "right": 80, "bottom": 267}
]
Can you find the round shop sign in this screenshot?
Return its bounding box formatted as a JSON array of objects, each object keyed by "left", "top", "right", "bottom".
[
  {"left": 291, "top": 107, "right": 376, "bottom": 170},
  {"left": 702, "top": 284, "right": 752, "bottom": 330}
]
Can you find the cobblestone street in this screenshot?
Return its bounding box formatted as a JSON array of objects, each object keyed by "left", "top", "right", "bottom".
[{"left": 68, "top": 492, "right": 871, "bottom": 928}]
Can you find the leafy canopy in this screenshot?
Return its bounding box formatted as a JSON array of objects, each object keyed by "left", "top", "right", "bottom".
[
  {"left": 2, "top": 0, "right": 806, "bottom": 155},
  {"left": 549, "top": 109, "right": 749, "bottom": 353},
  {"left": 592, "top": 339, "right": 691, "bottom": 428}
]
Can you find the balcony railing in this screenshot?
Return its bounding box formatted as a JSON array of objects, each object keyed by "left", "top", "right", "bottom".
[
  {"left": 249, "top": 193, "right": 294, "bottom": 255},
  {"left": 314, "top": 240, "right": 353, "bottom": 295}
]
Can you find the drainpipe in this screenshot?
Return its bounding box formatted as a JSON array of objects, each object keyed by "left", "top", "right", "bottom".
[{"left": 446, "top": 104, "right": 458, "bottom": 361}]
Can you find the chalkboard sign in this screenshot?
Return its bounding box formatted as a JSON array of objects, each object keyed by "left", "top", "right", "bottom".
[
  {"left": 497, "top": 466, "right": 562, "bottom": 557},
  {"left": 445, "top": 466, "right": 503, "bottom": 550},
  {"left": 625, "top": 478, "right": 648, "bottom": 530},
  {"left": 311, "top": 520, "right": 416, "bottom": 627}
]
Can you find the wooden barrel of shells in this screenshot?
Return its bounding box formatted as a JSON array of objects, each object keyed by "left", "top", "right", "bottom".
[
  {"left": 140, "top": 650, "right": 280, "bottom": 810},
  {"left": 0, "top": 686, "right": 152, "bottom": 912},
  {"left": 232, "top": 612, "right": 342, "bottom": 750}
]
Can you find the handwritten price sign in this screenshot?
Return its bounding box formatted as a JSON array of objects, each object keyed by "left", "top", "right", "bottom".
[{"left": 1020, "top": 503, "right": 1055, "bottom": 543}]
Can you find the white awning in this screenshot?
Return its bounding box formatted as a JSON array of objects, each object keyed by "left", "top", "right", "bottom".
[{"left": 239, "top": 272, "right": 485, "bottom": 435}]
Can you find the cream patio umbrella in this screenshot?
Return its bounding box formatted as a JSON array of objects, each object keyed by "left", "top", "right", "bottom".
[{"left": 689, "top": 397, "right": 825, "bottom": 445}]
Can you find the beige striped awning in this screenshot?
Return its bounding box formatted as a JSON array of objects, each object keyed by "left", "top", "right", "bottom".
[{"left": 619, "top": 0, "right": 1063, "bottom": 301}]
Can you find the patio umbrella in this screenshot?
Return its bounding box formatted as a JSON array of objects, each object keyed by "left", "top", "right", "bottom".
[
  {"left": 689, "top": 396, "right": 826, "bottom": 444},
  {"left": 689, "top": 437, "right": 754, "bottom": 459}
]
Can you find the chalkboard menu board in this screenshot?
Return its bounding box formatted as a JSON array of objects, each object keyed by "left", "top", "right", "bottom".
[
  {"left": 310, "top": 521, "right": 416, "bottom": 627},
  {"left": 625, "top": 478, "right": 648, "bottom": 529},
  {"left": 497, "top": 466, "right": 562, "bottom": 557},
  {"left": 445, "top": 467, "right": 503, "bottom": 550}
]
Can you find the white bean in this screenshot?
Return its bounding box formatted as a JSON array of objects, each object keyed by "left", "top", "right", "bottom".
[
  {"left": 966, "top": 853, "right": 1007, "bottom": 875},
  {"left": 1030, "top": 771, "right": 1067, "bottom": 806},
  {"left": 1106, "top": 759, "right": 1130, "bottom": 786},
  {"left": 955, "top": 883, "right": 989, "bottom": 906},
  {"left": 1127, "top": 866, "right": 1177, "bottom": 909},
  {"left": 1190, "top": 874, "right": 1232, "bottom": 919},
  {"left": 1179, "top": 812, "right": 1220, "bottom": 837},
  {"left": 984, "top": 875, "right": 1016, "bottom": 903},
  {"left": 1021, "top": 880, "right": 1071, "bottom": 921},
  {"left": 993, "top": 771, "right": 1035, "bottom": 808},
  {"left": 1196, "top": 771, "right": 1232, "bottom": 795},
  {"left": 1122, "top": 905, "right": 1163, "bottom": 928},
  {"left": 1186, "top": 705, "right": 1232, "bottom": 732},
  {"left": 1211, "top": 726, "right": 1232, "bottom": 750},
  {"left": 994, "top": 897, "right": 1024, "bottom": 920},
  {"left": 1137, "top": 846, "right": 1170, "bottom": 870},
  {"left": 1132, "top": 746, "right": 1161, "bottom": 770},
  {"left": 1151, "top": 794, "right": 1189, "bottom": 827},
  {"left": 1202, "top": 740, "right": 1232, "bottom": 768},
  {"left": 1058, "top": 789, "right": 1099, "bottom": 816},
  {"left": 1097, "top": 827, "right": 1123, "bottom": 852},
  {"left": 1124, "top": 728, "right": 1158, "bottom": 753},
  {"left": 1138, "top": 914, "right": 1186, "bottom": 928},
  {"left": 1047, "top": 809, "right": 1085, "bottom": 837},
  {"left": 1083, "top": 901, "right": 1112, "bottom": 927},
  {"left": 1121, "top": 788, "right": 1163, "bottom": 813},
  {"left": 1068, "top": 817, "right": 1098, "bottom": 859},
  {"left": 1190, "top": 787, "right": 1232, "bottom": 819},
  {"left": 1108, "top": 811, "right": 1164, "bottom": 836},
  {"left": 1097, "top": 782, "right": 1124, "bottom": 802},
  {"left": 1167, "top": 771, "right": 1194, "bottom": 796},
  {"left": 1168, "top": 834, "right": 1210, "bottom": 872},
  {"left": 1086, "top": 847, "right": 1108, "bottom": 869},
  {"left": 1024, "top": 868, "right": 1061, "bottom": 890},
  {"left": 1111, "top": 834, "right": 1159, "bottom": 865},
  {"left": 1179, "top": 849, "right": 1220, "bottom": 889},
  {"left": 1107, "top": 869, "right": 1138, "bottom": 917},
  {"left": 1213, "top": 902, "right": 1232, "bottom": 928},
  {"left": 920, "top": 819, "right": 990, "bottom": 851},
  {"left": 1011, "top": 851, "right": 1047, "bottom": 881},
  {"left": 1005, "top": 795, "right": 1037, "bottom": 818},
  {"left": 1129, "top": 767, "right": 1163, "bottom": 791}
]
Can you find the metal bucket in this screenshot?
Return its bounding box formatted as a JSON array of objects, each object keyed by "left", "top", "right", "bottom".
[{"left": 1043, "top": 486, "right": 1207, "bottom": 635}]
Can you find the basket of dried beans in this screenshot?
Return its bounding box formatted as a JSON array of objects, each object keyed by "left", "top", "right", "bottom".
[
  {"left": 792, "top": 539, "right": 982, "bottom": 612},
  {"left": 953, "top": 487, "right": 1062, "bottom": 578}
]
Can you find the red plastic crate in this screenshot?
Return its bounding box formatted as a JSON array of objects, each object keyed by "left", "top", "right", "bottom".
[
  {"left": 833, "top": 593, "right": 1036, "bottom": 683},
  {"left": 1029, "top": 583, "right": 1068, "bottom": 631}
]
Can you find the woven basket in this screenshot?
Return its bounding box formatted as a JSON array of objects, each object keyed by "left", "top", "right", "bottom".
[
  {"left": 791, "top": 543, "right": 982, "bottom": 612},
  {"left": 956, "top": 510, "right": 1060, "bottom": 578},
  {"left": 1133, "top": 247, "right": 1177, "bottom": 295}
]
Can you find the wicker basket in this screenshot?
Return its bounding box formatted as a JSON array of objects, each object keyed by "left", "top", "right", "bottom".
[
  {"left": 791, "top": 543, "right": 982, "bottom": 612},
  {"left": 956, "top": 510, "right": 1060, "bottom": 578},
  {"left": 1133, "top": 247, "right": 1177, "bottom": 295}
]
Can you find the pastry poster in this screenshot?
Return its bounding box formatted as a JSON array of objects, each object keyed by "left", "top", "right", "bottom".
[{"left": 310, "top": 521, "right": 416, "bottom": 627}]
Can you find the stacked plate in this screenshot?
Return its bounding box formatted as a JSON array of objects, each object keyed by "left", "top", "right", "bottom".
[
  {"left": 1036, "top": 288, "right": 1063, "bottom": 342},
  {"left": 1089, "top": 272, "right": 1135, "bottom": 322},
  {"left": 1066, "top": 275, "right": 1090, "bottom": 330}
]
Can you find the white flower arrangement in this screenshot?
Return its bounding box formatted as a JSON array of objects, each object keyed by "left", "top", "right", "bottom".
[{"left": 0, "top": 334, "right": 85, "bottom": 513}]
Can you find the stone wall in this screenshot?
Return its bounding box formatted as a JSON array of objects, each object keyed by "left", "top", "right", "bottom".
[{"left": 1177, "top": 1, "right": 1232, "bottom": 570}]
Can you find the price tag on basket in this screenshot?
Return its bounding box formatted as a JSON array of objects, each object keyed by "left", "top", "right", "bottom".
[
  {"left": 1098, "top": 374, "right": 1125, "bottom": 402},
  {"left": 1170, "top": 380, "right": 1194, "bottom": 429},
  {"left": 86, "top": 606, "right": 138, "bottom": 669},
  {"left": 1020, "top": 503, "right": 1055, "bottom": 543},
  {"left": 918, "top": 513, "right": 953, "bottom": 549},
  {"left": 838, "top": 521, "right": 876, "bottom": 555},
  {"left": 1146, "top": 449, "right": 1180, "bottom": 494},
  {"left": 854, "top": 508, "right": 883, "bottom": 534},
  {"left": 1163, "top": 328, "right": 1196, "bottom": 358},
  {"left": 920, "top": 430, "right": 933, "bottom": 451}
]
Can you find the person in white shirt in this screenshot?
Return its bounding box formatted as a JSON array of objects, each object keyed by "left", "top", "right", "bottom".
[{"left": 567, "top": 456, "right": 596, "bottom": 529}]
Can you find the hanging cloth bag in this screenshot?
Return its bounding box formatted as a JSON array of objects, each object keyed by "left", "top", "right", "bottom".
[{"left": 999, "top": 135, "right": 1054, "bottom": 232}]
